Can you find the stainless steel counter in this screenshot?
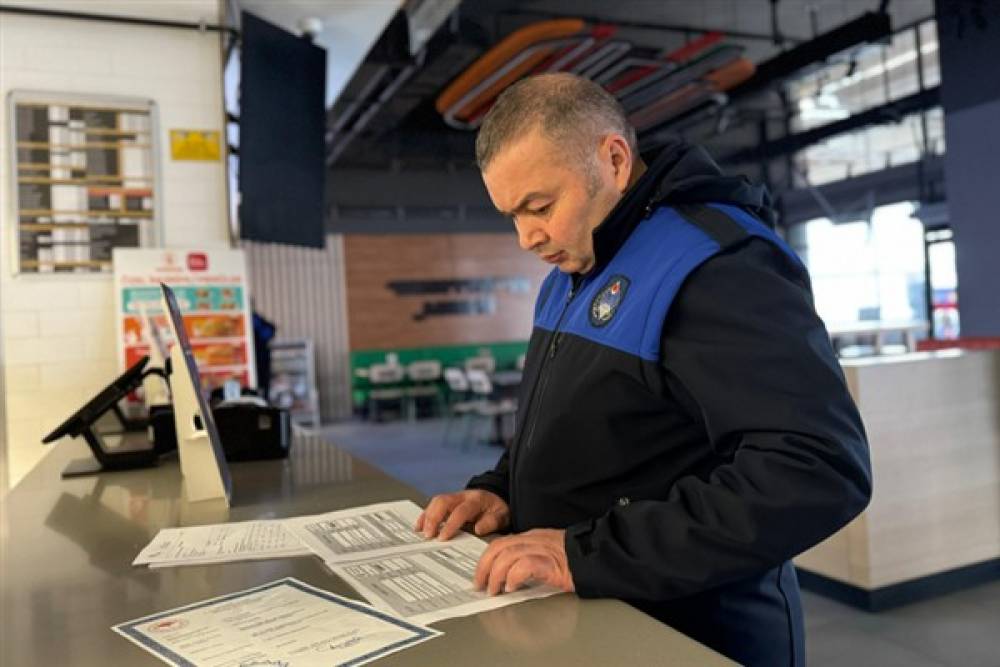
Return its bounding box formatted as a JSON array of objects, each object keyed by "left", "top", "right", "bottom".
[{"left": 0, "top": 432, "right": 733, "bottom": 666}]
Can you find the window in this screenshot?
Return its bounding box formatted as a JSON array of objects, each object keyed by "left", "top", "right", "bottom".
[
  {"left": 919, "top": 20, "right": 940, "bottom": 88},
  {"left": 788, "top": 20, "right": 939, "bottom": 129},
  {"left": 926, "top": 229, "right": 959, "bottom": 339},
  {"left": 924, "top": 106, "right": 945, "bottom": 156},
  {"left": 794, "top": 110, "right": 930, "bottom": 185},
  {"left": 798, "top": 202, "right": 927, "bottom": 329},
  {"left": 787, "top": 19, "right": 941, "bottom": 187}
]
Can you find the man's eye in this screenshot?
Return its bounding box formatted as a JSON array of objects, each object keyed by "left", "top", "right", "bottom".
[{"left": 531, "top": 204, "right": 552, "bottom": 216}]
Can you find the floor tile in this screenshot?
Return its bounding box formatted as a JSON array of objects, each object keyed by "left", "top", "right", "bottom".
[
  {"left": 807, "top": 620, "right": 950, "bottom": 667},
  {"left": 870, "top": 597, "right": 1000, "bottom": 667}
]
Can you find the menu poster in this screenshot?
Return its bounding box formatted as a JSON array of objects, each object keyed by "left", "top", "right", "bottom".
[
  {"left": 113, "top": 248, "right": 257, "bottom": 397},
  {"left": 11, "top": 93, "right": 158, "bottom": 274}
]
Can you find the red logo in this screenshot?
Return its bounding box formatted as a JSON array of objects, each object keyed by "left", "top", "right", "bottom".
[
  {"left": 149, "top": 618, "right": 188, "bottom": 633},
  {"left": 187, "top": 253, "right": 208, "bottom": 271},
  {"left": 610, "top": 281, "right": 620, "bottom": 295}
]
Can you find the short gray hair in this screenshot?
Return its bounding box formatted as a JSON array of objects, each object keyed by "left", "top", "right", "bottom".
[{"left": 474, "top": 73, "right": 637, "bottom": 174}]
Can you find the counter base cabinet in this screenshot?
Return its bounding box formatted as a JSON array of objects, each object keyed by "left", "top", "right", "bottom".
[
  {"left": 796, "top": 558, "right": 1000, "bottom": 611},
  {"left": 795, "top": 350, "right": 1000, "bottom": 609}
]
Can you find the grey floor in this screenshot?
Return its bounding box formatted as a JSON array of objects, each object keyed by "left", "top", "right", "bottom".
[{"left": 320, "top": 417, "right": 1000, "bottom": 667}]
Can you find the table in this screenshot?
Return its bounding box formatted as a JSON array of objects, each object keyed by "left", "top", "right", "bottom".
[
  {"left": 828, "top": 320, "right": 929, "bottom": 356},
  {"left": 0, "top": 431, "right": 734, "bottom": 666}
]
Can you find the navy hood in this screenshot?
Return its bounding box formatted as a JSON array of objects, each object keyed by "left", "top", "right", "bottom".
[{"left": 589, "top": 140, "right": 776, "bottom": 275}]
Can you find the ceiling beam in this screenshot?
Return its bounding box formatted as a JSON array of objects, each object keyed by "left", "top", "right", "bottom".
[
  {"left": 728, "top": 11, "right": 892, "bottom": 101},
  {"left": 722, "top": 86, "right": 940, "bottom": 164}
]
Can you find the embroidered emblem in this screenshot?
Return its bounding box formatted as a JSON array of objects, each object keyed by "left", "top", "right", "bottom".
[{"left": 589, "top": 275, "right": 630, "bottom": 327}]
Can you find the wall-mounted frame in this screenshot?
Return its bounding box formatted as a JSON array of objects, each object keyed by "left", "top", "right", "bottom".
[{"left": 7, "top": 91, "right": 163, "bottom": 275}]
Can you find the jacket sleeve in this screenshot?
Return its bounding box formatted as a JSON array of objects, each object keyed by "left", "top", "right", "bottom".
[
  {"left": 564, "top": 238, "right": 872, "bottom": 600},
  {"left": 465, "top": 448, "right": 510, "bottom": 503}
]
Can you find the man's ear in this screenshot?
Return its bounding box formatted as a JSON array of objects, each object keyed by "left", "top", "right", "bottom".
[{"left": 606, "top": 134, "right": 633, "bottom": 192}]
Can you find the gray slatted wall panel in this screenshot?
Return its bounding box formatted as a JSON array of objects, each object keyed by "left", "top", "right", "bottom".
[{"left": 242, "top": 235, "right": 352, "bottom": 422}]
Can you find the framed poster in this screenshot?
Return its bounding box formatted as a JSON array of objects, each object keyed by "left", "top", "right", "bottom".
[
  {"left": 113, "top": 248, "right": 257, "bottom": 394},
  {"left": 8, "top": 91, "right": 161, "bottom": 274}
]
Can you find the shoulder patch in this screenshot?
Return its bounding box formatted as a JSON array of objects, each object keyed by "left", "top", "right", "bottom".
[{"left": 589, "top": 274, "right": 630, "bottom": 327}]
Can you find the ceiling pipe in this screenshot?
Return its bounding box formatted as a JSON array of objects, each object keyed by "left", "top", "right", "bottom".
[{"left": 499, "top": 9, "right": 805, "bottom": 45}]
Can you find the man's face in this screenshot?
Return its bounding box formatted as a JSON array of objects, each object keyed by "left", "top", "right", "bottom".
[{"left": 482, "top": 128, "right": 628, "bottom": 274}]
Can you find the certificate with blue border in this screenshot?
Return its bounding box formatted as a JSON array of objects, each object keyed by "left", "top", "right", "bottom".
[{"left": 112, "top": 577, "right": 441, "bottom": 666}]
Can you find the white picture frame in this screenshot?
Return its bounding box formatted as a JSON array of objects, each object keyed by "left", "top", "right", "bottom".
[{"left": 7, "top": 90, "right": 163, "bottom": 276}]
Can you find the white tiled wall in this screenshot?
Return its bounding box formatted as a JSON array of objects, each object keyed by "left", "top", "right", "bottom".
[{"left": 0, "top": 1, "right": 229, "bottom": 488}]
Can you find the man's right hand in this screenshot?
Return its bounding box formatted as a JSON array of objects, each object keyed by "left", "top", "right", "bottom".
[{"left": 414, "top": 490, "right": 510, "bottom": 541}]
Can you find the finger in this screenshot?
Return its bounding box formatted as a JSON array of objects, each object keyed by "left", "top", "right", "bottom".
[
  {"left": 438, "top": 501, "right": 479, "bottom": 541},
  {"left": 504, "top": 557, "right": 539, "bottom": 593},
  {"left": 414, "top": 510, "right": 426, "bottom": 532},
  {"left": 487, "top": 544, "right": 531, "bottom": 596},
  {"left": 421, "top": 495, "right": 455, "bottom": 539},
  {"left": 472, "top": 511, "right": 502, "bottom": 536},
  {"left": 474, "top": 536, "right": 513, "bottom": 589}
]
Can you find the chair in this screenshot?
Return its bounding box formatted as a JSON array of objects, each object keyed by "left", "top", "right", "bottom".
[
  {"left": 404, "top": 360, "right": 443, "bottom": 420},
  {"left": 465, "top": 368, "right": 494, "bottom": 397},
  {"left": 367, "top": 363, "right": 405, "bottom": 421},
  {"left": 442, "top": 367, "right": 479, "bottom": 447},
  {"left": 464, "top": 355, "right": 496, "bottom": 375},
  {"left": 465, "top": 369, "right": 517, "bottom": 447},
  {"left": 443, "top": 366, "right": 470, "bottom": 395}
]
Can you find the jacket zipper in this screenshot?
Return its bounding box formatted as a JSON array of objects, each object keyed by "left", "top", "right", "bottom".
[{"left": 510, "top": 277, "right": 581, "bottom": 528}]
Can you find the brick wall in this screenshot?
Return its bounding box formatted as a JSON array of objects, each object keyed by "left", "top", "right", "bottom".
[{"left": 0, "top": 1, "right": 229, "bottom": 488}]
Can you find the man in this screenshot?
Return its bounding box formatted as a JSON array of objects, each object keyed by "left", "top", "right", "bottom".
[{"left": 415, "top": 73, "right": 871, "bottom": 666}]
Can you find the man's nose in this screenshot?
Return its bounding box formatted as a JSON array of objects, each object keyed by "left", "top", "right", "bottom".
[{"left": 517, "top": 222, "right": 545, "bottom": 252}]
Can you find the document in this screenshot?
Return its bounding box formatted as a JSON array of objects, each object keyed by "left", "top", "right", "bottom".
[
  {"left": 133, "top": 519, "right": 310, "bottom": 568},
  {"left": 328, "top": 540, "right": 562, "bottom": 626},
  {"left": 113, "top": 577, "right": 441, "bottom": 667},
  {"left": 285, "top": 499, "right": 479, "bottom": 564},
  {"left": 132, "top": 500, "right": 562, "bottom": 627}
]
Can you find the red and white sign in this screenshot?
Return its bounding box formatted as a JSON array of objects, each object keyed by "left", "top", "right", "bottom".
[{"left": 113, "top": 248, "right": 257, "bottom": 394}]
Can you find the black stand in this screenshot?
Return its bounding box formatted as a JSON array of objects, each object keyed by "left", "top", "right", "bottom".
[{"left": 42, "top": 357, "right": 173, "bottom": 478}]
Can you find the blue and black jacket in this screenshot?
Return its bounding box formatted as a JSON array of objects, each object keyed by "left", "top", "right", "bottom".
[{"left": 468, "top": 142, "right": 872, "bottom": 667}]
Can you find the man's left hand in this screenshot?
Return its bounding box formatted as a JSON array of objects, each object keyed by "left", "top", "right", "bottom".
[{"left": 474, "top": 529, "right": 575, "bottom": 595}]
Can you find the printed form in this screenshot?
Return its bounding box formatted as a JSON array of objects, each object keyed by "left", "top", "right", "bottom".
[
  {"left": 134, "top": 519, "right": 311, "bottom": 568},
  {"left": 329, "top": 540, "right": 562, "bottom": 625},
  {"left": 284, "top": 499, "right": 478, "bottom": 562},
  {"left": 286, "top": 500, "right": 562, "bottom": 625}
]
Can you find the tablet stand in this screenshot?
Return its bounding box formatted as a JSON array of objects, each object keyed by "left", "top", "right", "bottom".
[{"left": 41, "top": 357, "right": 172, "bottom": 478}]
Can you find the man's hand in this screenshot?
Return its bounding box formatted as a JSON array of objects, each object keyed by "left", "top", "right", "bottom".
[
  {"left": 414, "top": 489, "right": 510, "bottom": 541},
  {"left": 474, "top": 529, "right": 575, "bottom": 595}
]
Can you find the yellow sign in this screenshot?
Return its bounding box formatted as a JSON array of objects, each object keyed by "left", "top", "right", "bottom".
[{"left": 170, "top": 130, "right": 222, "bottom": 161}]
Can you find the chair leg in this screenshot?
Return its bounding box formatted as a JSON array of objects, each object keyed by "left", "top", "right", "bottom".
[
  {"left": 458, "top": 413, "right": 475, "bottom": 451},
  {"left": 472, "top": 414, "right": 489, "bottom": 445},
  {"left": 442, "top": 411, "right": 455, "bottom": 448}
]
